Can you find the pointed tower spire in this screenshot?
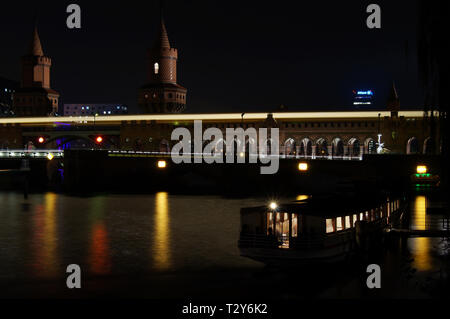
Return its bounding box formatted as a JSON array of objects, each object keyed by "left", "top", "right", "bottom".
[
  {"left": 29, "top": 26, "right": 44, "bottom": 56},
  {"left": 154, "top": 0, "right": 171, "bottom": 49},
  {"left": 387, "top": 81, "right": 400, "bottom": 115},
  {"left": 15, "top": 19, "right": 60, "bottom": 117},
  {"left": 388, "top": 81, "right": 399, "bottom": 101}
]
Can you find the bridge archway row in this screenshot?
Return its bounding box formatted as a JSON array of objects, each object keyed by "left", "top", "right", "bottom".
[
  {"left": 153, "top": 136, "right": 379, "bottom": 156},
  {"left": 406, "top": 136, "right": 436, "bottom": 155},
  {"left": 117, "top": 135, "right": 438, "bottom": 156},
  {"left": 282, "top": 136, "right": 377, "bottom": 156}
]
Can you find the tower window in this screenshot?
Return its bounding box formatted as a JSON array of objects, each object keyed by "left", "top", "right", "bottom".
[{"left": 154, "top": 63, "right": 159, "bottom": 74}]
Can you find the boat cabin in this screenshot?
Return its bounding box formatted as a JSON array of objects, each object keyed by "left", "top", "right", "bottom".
[{"left": 239, "top": 194, "right": 405, "bottom": 251}]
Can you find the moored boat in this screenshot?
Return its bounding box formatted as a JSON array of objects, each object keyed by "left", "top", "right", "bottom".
[{"left": 238, "top": 193, "right": 407, "bottom": 265}]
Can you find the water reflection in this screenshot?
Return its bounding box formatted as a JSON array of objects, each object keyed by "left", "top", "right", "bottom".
[
  {"left": 31, "top": 193, "right": 59, "bottom": 277},
  {"left": 408, "top": 195, "right": 432, "bottom": 272},
  {"left": 1, "top": 190, "right": 445, "bottom": 299},
  {"left": 88, "top": 197, "right": 111, "bottom": 275},
  {"left": 411, "top": 196, "right": 427, "bottom": 230},
  {"left": 152, "top": 192, "right": 171, "bottom": 270}
]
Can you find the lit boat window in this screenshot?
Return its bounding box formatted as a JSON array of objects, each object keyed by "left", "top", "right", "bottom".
[
  {"left": 291, "top": 214, "right": 298, "bottom": 238},
  {"left": 326, "top": 219, "right": 334, "bottom": 233},
  {"left": 353, "top": 214, "right": 358, "bottom": 226},
  {"left": 345, "top": 216, "right": 351, "bottom": 229},
  {"left": 275, "top": 213, "right": 282, "bottom": 236},
  {"left": 336, "top": 217, "right": 343, "bottom": 231}
]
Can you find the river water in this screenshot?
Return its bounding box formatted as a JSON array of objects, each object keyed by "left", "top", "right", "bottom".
[{"left": 0, "top": 192, "right": 448, "bottom": 298}]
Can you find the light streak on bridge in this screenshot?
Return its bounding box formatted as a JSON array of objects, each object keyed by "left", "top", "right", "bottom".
[{"left": 0, "top": 110, "right": 429, "bottom": 126}]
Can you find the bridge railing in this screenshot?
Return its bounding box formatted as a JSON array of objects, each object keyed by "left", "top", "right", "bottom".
[
  {"left": 0, "top": 150, "right": 64, "bottom": 159},
  {"left": 0, "top": 149, "right": 363, "bottom": 161},
  {"left": 107, "top": 150, "right": 363, "bottom": 161}
]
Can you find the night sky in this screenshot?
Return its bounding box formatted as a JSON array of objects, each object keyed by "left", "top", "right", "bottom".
[{"left": 0, "top": 0, "right": 423, "bottom": 114}]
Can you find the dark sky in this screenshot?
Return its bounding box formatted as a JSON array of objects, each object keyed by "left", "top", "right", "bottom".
[{"left": 0, "top": 0, "right": 423, "bottom": 113}]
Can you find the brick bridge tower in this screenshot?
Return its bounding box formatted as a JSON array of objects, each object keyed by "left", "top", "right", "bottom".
[
  {"left": 13, "top": 25, "right": 60, "bottom": 117},
  {"left": 138, "top": 10, "right": 187, "bottom": 114}
]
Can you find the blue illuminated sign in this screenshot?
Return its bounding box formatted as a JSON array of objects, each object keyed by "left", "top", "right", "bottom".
[
  {"left": 353, "top": 90, "right": 374, "bottom": 106},
  {"left": 356, "top": 90, "right": 373, "bottom": 96}
]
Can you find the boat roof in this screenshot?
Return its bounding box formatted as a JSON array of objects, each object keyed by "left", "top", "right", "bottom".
[{"left": 241, "top": 192, "right": 404, "bottom": 218}]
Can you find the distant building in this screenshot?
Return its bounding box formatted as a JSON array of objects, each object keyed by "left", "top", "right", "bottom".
[
  {"left": 0, "top": 77, "right": 19, "bottom": 117},
  {"left": 138, "top": 11, "right": 187, "bottom": 114},
  {"left": 63, "top": 104, "right": 128, "bottom": 116},
  {"left": 12, "top": 25, "right": 60, "bottom": 117}
]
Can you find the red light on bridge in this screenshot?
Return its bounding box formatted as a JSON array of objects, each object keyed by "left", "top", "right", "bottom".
[
  {"left": 96, "top": 136, "right": 103, "bottom": 144},
  {"left": 38, "top": 137, "right": 45, "bottom": 144}
]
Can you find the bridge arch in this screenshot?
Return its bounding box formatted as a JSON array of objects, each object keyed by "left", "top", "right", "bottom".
[
  {"left": 45, "top": 135, "right": 98, "bottom": 149},
  {"left": 299, "top": 138, "right": 312, "bottom": 156},
  {"left": 364, "top": 137, "right": 376, "bottom": 154},
  {"left": 245, "top": 137, "right": 257, "bottom": 156},
  {"left": 284, "top": 138, "right": 296, "bottom": 155},
  {"left": 347, "top": 138, "right": 361, "bottom": 157},
  {"left": 423, "top": 137, "right": 434, "bottom": 155},
  {"left": 406, "top": 137, "right": 419, "bottom": 154},
  {"left": 262, "top": 138, "right": 275, "bottom": 154},
  {"left": 331, "top": 137, "right": 344, "bottom": 157},
  {"left": 213, "top": 138, "right": 225, "bottom": 154},
  {"left": 315, "top": 138, "right": 328, "bottom": 157}
]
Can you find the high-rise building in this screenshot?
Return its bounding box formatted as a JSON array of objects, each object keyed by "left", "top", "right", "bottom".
[
  {"left": 0, "top": 77, "right": 19, "bottom": 117},
  {"left": 138, "top": 12, "right": 187, "bottom": 114},
  {"left": 12, "top": 25, "right": 60, "bottom": 117}
]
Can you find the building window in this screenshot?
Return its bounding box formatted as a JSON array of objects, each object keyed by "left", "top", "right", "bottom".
[{"left": 154, "top": 63, "right": 159, "bottom": 74}]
